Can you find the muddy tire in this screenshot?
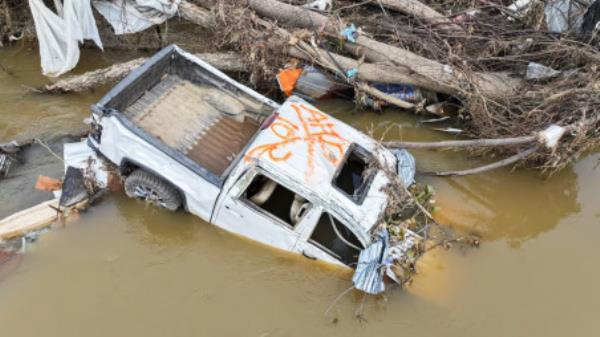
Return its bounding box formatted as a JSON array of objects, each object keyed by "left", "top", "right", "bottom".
[{"left": 124, "top": 170, "right": 182, "bottom": 211}]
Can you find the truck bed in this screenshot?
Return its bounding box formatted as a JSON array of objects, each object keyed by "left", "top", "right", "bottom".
[{"left": 124, "top": 74, "right": 260, "bottom": 176}]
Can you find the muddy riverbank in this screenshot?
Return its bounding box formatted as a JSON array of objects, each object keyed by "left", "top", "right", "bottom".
[{"left": 0, "top": 46, "right": 599, "bottom": 337}]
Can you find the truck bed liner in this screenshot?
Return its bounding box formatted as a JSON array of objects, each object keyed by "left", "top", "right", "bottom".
[{"left": 125, "top": 74, "right": 259, "bottom": 176}]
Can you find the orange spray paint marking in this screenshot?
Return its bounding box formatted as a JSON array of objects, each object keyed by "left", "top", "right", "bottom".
[{"left": 245, "top": 103, "right": 349, "bottom": 181}]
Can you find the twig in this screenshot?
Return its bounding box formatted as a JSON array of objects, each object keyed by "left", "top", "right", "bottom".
[
  {"left": 34, "top": 139, "right": 64, "bottom": 163},
  {"left": 324, "top": 286, "right": 355, "bottom": 317}
]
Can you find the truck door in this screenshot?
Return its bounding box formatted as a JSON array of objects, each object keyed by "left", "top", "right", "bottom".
[{"left": 213, "top": 169, "right": 315, "bottom": 252}]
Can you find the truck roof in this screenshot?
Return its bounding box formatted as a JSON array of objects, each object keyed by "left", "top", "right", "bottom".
[{"left": 242, "top": 96, "right": 397, "bottom": 234}]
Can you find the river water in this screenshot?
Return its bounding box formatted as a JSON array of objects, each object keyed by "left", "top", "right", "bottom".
[{"left": 0, "top": 46, "right": 598, "bottom": 337}]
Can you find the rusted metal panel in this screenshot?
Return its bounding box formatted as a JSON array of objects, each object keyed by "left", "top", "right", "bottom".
[{"left": 186, "top": 117, "right": 258, "bottom": 176}]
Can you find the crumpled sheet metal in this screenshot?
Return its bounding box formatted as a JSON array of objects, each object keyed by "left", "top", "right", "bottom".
[
  {"left": 391, "top": 148, "right": 416, "bottom": 187},
  {"left": 352, "top": 229, "right": 420, "bottom": 295},
  {"left": 352, "top": 230, "right": 389, "bottom": 295}
]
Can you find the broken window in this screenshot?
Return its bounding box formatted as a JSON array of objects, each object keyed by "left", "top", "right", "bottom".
[
  {"left": 243, "top": 174, "right": 311, "bottom": 228},
  {"left": 333, "top": 144, "right": 374, "bottom": 204},
  {"left": 309, "top": 212, "right": 363, "bottom": 266}
]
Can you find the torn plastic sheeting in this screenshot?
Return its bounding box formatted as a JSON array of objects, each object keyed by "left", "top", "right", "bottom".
[
  {"left": 352, "top": 230, "right": 390, "bottom": 295},
  {"left": 28, "top": 0, "right": 103, "bottom": 77},
  {"left": 544, "top": 0, "right": 590, "bottom": 33},
  {"left": 526, "top": 62, "right": 561, "bottom": 80},
  {"left": 537, "top": 124, "right": 566, "bottom": 149},
  {"left": 93, "top": 0, "right": 181, "bottom": 35},
  {"left": 341, "top": 24, "right": 358, "bottom": 43}
]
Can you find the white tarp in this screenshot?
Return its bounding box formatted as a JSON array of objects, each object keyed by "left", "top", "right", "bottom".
[
  {"left": 29, "top": 0, "right": 103, "bottom": 77},
  {"left": 93, "top": 0, "right": 180, "bottom": 35}
]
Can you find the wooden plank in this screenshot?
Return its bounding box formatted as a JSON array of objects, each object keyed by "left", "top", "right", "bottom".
[{"left": 0, "top": 199, "right": 59, "bottom": 241}]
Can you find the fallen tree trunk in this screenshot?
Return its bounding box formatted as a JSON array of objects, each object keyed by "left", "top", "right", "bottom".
[
  {"left": 287, "top": 42, "right": 457, "bottom": 95},
  {"left": 384, "top": 135, "right": 536, "bottom": 149},
  {"left": 246, "top": 0, "right": 521, "bottom": 99},
  {"left": 43, "top": 52, "right": 246, "bottom": 93}
]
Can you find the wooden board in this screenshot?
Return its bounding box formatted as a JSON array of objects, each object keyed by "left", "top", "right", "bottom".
[{"left": 0, "top": 199, "right": 59, "bottom": 241}]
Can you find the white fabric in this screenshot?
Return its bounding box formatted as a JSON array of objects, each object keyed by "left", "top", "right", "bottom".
[
  {"left": 29, "top": 0, "right": 102, "bottom": 77},
  {"left": 303, "top": 0, "right": 332, "bottom": 12},
  {"left": 538, "top": 124, "right": 566, "bottom": 149},
  {"left": 93, "top": 0, "right": 180, "bottom": 35}
]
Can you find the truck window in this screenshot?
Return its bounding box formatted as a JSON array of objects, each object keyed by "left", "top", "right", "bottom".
[
  {"left": 309, "top": 212, "right": 363, "bottom": 266},
  {"left": 242, "top": 174, "right": 311, "bottom": 228},
  {"left": 333, "top": 145, "right": 374, "bottom": 204}
]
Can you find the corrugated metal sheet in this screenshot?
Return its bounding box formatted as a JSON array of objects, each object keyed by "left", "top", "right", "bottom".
[{"left": 186, "top": 117, "right": 258, "bottom": 176}]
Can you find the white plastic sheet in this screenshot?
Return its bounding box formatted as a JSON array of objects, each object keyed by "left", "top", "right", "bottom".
[
  {"left": 29, "top": 0, "right": 102, "bottom": 77},
  {"left": 93, "top": 0, "right": 180, "bottom": 35}
]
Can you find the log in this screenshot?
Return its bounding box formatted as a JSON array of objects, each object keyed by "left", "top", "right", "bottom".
[
  {"left": 376, "top": 0, "right": 460, "bottom": 31},
  {"left": 288, "top": 43, "right": 458, "bottom": 95},
  {"left": 426, "top": 146, "right": 538, "bottom": 176},
  {"left": 246, "top": 0, "right": 522, "bottom": 99},
  {"left": 384, "top": 135, "right": 536, "bottom": 149},
  {"left": 43, "top": 53, "right": 246, "bottom": 93}
]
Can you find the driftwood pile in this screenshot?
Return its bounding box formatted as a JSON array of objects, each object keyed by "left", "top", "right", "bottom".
[{"left": 4, "top": 0, "right": 599, "bottom": 173}]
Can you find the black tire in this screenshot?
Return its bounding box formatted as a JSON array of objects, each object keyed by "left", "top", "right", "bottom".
[{"left": 124, "top": 169, "right": 182, "bottom": 211}]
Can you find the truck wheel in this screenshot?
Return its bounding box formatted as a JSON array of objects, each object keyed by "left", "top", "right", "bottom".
[{"left": 124, "top": 170, "right": 182, "bottom": 211}]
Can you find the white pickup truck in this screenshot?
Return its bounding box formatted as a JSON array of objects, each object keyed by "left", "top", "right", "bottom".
[{"left": 88, "top": 45, "right": 416, "bottom": 269}]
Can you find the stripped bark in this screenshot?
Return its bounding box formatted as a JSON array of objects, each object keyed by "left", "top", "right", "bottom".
[
  {"left": 43, "top": 53, "right": 246, "bottom": 93},
  {"left": 376, "top": 0, "right": 460, "bottom": 31},
  {"left": 426, "top": 146, "right": 539, "bottom": 176},
  {"left": 384, "top": 135, "right": 536, "bottom": 149},
  {"left": 178, "top": 0, "right": 215, "bottom": 27}
]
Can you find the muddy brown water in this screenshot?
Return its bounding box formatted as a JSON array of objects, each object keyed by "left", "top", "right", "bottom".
[{"left": 0, "top": 47, "right": 599, "bottom": 337}]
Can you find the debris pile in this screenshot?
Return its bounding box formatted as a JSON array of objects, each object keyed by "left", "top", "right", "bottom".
[{"left": 8, "top": 0, "right": 594, "bottom": 173}]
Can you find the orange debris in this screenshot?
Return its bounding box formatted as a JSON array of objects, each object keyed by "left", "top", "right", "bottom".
[
  {"left": 276, "top": 68, "right": 303, "bottom": 96},
  {"left": 34, "top": 175, "right": 62, "bottom": 192}
]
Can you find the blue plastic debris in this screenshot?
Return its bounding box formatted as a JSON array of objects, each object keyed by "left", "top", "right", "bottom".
[
  {"left": 373, "top": 83, "right": 424, "bottom": 103},
  {"left": 341, "top": 24, "right": 358, "bottom": 43},
  {"left": 346, "top": 68, "right": 358, "bottom": 78}
]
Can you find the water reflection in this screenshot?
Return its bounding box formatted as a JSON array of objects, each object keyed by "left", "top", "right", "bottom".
[
  {"left": 430, "top": 166, "right": 580, "bottom": 244},
  {"left": 113, "top": 194, "right": 200, "bottom": 246}
]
